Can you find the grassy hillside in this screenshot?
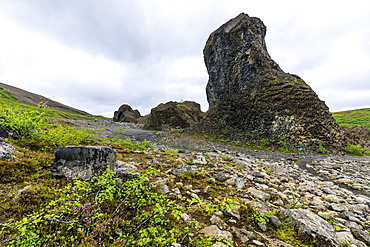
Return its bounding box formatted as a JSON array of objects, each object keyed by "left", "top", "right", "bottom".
[
  {"left": 332, "top": 108, "right": 370, "bottom": 129},
  {"left": 0, "top": 82, "right": 90, "bottom": 116}
]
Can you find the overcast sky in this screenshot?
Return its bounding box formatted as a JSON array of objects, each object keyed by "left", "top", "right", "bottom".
[{"left": 0, "top": 0, "right": 369, "bottom": 117}]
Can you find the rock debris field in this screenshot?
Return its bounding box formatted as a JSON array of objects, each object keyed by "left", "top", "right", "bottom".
[{"left": 69, "top": 119, "right": 370, "bottom": 246}]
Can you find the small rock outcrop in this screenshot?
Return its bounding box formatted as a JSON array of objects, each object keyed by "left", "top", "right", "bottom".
[
  {"left": 202, "top": 13, "right": 345, "bottom": 150},
  {"left": 0, "top": 142, "right": 18, "bottom": 161},
  {"left": 50, "top": 146, "right": 117, "bottom": 179},
  {"left": 113, "top": 104, "right": 141, "bottom": 123},
  {"left": 0, "top": 124, "right": 9, "bottom": 138},
  {"left": 144, "top": 101, "right": 203, "bottom": 130}
]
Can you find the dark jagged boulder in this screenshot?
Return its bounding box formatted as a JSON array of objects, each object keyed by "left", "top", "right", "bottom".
[
  {"left": 144, "top": 101, "right": 202, "bottom": 130},
  {"left": 113, "top": 104, "right": 141, "bottom": 123},
  {"left": 50, "top": 146, "right": 117, "bottom": 179},
  {"left": 202, "top": 13, "right": 345, "bottom": 150},
  {"left": 0, "top": 124, "right": 9, "bottom": 138}
]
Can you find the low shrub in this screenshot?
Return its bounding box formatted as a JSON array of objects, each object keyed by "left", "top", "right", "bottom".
[
  {"left": 345, "top": 145, "right": 369, "bottom": 155},
  {"left": 316, "top": 143, "right": 327, "bottom": 154},
  {"left": 0, "top": 170, "right": 198, "bottom": 246}
]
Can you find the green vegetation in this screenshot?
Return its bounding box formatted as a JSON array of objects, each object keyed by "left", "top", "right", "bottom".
[
  {"left": 345, "top": 145, "right": 370, "bottom": 156},
  {"left": 332, "top": 108, "right": 370, "bottom": 129},
  {"left": 108, "top": 138, "right": 153, "bottom": 150},
  {"left": 258, "top": 139, "right": 270, "bottom": 149},
  {"left": 3, "top": 170, "right": 188, "bottom": 246},
  {"left": 316, "top": 143, "right": 327, "bottom": 154},
  {"left": 271, "top": 218, "right": 313, "bottom": 247},
  {"left": 177, "top": 101, "right": 185, "bottom": 107},
  {"left": 219, "top": 154, "right": 233, "bottom": 162},
  {"left": 278, "top": 141, "right": 292, "bottom": 153}
]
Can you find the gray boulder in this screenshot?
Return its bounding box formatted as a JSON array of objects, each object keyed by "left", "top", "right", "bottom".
[
  {"left": 283, "top": 209, "right": 340, "bottom": 246},
  {"left": 51, "top": 146, "right": 117, "bottom": 179},
  {"left": 172, "top": 165, "right": 197, "bottom": 175},
  {"left": 350, "top": 228, "right": 370, "bottom": 246},
  {"left": 0, "top": 142, "right": 18, "bottom": 161}
]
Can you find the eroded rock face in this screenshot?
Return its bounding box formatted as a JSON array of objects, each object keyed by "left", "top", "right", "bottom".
[
  {"left": 144, "top": 101, "right": 202, "bottom": 130},
  {"left": 113, "top": 104, "right": 141, "bottom": 123},
  {"left": 203, "top": 13, "right": 345, "bottom": 150},
  {"left": 51, "top": 146, "right": 117, "bottom": 179}
]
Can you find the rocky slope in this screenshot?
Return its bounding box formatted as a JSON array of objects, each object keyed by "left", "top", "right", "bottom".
[
  {"left": 64, "top": 119, "right": 370, "bottom": 246},
  {"left": 2, "top": 111, "right": 370, "bottom": 246}
]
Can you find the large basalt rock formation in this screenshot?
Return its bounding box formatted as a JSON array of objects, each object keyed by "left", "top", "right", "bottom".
[
  {"left": 144, "top": 101, "right": 202, "bottom": 130},
  {"left": 203, "top": 13, "right": 345, "bottom": 149},
  {"left": 113, "top": 104, "right": 141, "bottom": 123}
]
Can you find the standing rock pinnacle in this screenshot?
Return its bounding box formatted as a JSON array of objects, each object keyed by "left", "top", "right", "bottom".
[{"left": 203, "top": 13, "right": 345, "bottom": 150}]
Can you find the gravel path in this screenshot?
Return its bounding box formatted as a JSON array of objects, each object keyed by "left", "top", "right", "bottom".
[
  {"left": 69, "top": 119, "right": 370, "bottom": 198},
  {"left": 70, "top": 119, "right": 370, "bottom": 162}
]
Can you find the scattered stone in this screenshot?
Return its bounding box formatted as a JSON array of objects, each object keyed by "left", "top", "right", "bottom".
[
  {"left": 225, "top": 207, "right": 241, "bottom": 220},
  {"left": 234, "top": 176, "right": 245, "bottom": 189},
  {"left": 114, "top": 161, "right": 138, "bottom": 174},
  {"left": 50, "top": 146, "right": 117, "bottom": 179},
  {"left": 192, "top": 154, "right": 208, "bottom": 165},
  {"left": 182, "top": 213, "right": 195, "bottom": 224},
  {"left": 215, "top": 171, "right": 228, "bottom": 182},
  {"left": 350, "top": 228, "right": 370, "bottom": 245},
  {"left": 336, "top": 231, "right": 356, "bottom": 246},
  {"left": 199, "top": 225, "right": 233, "bottom": 241},
  {"left": 345, "top": 221, "right": 363, "bottom": 230},
  {"left": 210, "top": 215, "right": 228, "bottom": 228},
  {"left": 212, "top": 243, "right": 227, "bottom": 247},
  {"left": 257, "top": 222, "right": 267, "bottom": 232},
  {"left": 340, "top": 211, "right": 351, "bottom": 220},
  {"left": 248, "top": 187, "right": 271, "bottom": 200},
  {"left": 329, "top": 203, "right": 347, "bottom": 212},
  {"left": 172, "top": 165, "right": 197, "bottom": 175},
  {"left": 159, "top": 184, "right": 170, "bottom": 194},
  {"left": 233, "top": 228, "right": 257, "bottom": 243},
  {"left": 269, "top": 215, "right": 282, "bottom": 226},
  {"left": 251, "top": 240, "right": 265, "bottom": 246}
]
